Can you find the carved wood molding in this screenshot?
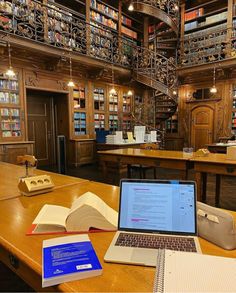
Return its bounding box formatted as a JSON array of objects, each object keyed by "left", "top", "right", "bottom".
[
  {"left": 25, "top": 71, "right": 39, "bottom": 87},
  {"left": 57, "top": 80, "right": 68, "bottom": 91}
]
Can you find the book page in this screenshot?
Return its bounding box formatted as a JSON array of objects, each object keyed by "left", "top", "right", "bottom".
[
  {"left": 33, "top": 204, "right": 70, "bottom": 228},
  {"left": 66, "top": 192, "right": 118, "bottom": 231},
  {"left": 163, "top": 250, "right": 236, "bottom": 292}
]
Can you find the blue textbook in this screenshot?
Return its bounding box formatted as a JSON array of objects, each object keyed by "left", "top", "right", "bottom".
[{"left": 42, "top": 234, "right": 102, "bottom": 287}]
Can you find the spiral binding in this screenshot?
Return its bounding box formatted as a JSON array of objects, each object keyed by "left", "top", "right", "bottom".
[{"left": 153, "top": 249, "right": 166, "bottom": 293}]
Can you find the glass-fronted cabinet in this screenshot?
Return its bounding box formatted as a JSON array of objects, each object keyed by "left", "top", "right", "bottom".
[
  {"left": 93, "top": 86, "right": 105, "bottom": 131},
  {"left": 72, "top": 85, "right": 87, "bottom": 136},
  {"left": 0, "top": 72, "right": 23, "bottom": 140},
  {"left": 122, "top": 91, "right": 132, "bottom": 131}
]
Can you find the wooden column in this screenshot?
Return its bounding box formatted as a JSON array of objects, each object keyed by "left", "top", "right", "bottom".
[{"left": 226, "top": 0, "right": 233, "bottom": 58}]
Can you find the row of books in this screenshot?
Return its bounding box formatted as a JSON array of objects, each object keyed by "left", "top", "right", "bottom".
[
  {"left": 121, "top": 15, "right": 132, "bottom": 27},
  {"left": 232, "top": 119, "right": 236, "bottom": 125},
  {"left": 0, "top": 92, "right": 19, "bottom": 104},
  {"left": 73, "top": 89, "right": 85, "bottom": 99},
  {"left": 48, "top": 17, "right": 70, "bottom": 33},
  {"left": 1, "top": 121, "right": 20, "bottom": 130},
  {"left": 109, "top": 105, "right": 118, "bottom": 112},
  {"left": 94, "top": 94, "right": 105, "bottom": 101},
  {"left": 91, "top": 0, "right": 118, "bottom": 20},
  {"left": 90, "top": 21, "right": 113, "bottom": 38},
  {"left": 184, "top": 34, "right": 226, "bottom": 50},
  {"left": 0, "top": 79, "right": 18, "bottom": 90},
  {"left": 109, "top": 114, "right": 118, "bottom": 120},
  {"left": 94, "top": 88, "right": 104, "bottom": 94},
  {"left": 109, "top": 96, "right": 118, "bottom": 103},
  {"left": 185, "top": 11, "right": 227, "bottom": 32},
  {"left": 2, "top": 129, "right": 21, "bottom": 137},
  {"left": 47, "top": 4, "right": 73, "bottom": 23},
  {"left": 184, "top": 23, "right": 227, "bottom": 39},
  {"left": 123, "top": 105, "right": 131, "bottom": 112},
  {"left": 90, "top": 11, "right": 117, "bottom": 30},
  {"left": 121, "top": 25, "right": 137, "bottom": 40},
  {"left": 75, "top": 131, "right": 86, "bottom": 135},
  {"left": 184, "top": 8, "right": 204, "bottom": 22},
  {"left": 74, "top": 112, "right": 86, "bottom": 119},
  {"left": 94, "top": 113, "right": 105, "bottom": 120},
  {"left": 74, "top": 120, "right": 86, "bottom": 127},
  {"left": 0, "top": 108, "right": 20, "bottom": 116}
]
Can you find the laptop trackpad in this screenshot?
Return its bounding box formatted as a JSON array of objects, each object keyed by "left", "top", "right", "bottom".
[{"left": 131, "top": 249, "right": 158, "bottom": 267}]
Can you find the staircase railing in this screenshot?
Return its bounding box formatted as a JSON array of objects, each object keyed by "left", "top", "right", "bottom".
[{"left": 133, "top": 46, "right": 177, "bottom": 96}]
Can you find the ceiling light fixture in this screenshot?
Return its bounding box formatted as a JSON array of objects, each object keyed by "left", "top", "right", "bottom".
[
  {"left": 127, "top": 90, "right": 133, "bottom": 96},
  {"left": 67, "top": 56, "right": 75, "bottom": 87},
  {"left": 210, "top": 66, "right": 217, "bottom": 94},
  {"left": 174, "top": 4, "right": 179, "bottom": 11},
  {"left": 128, "top": 2, "right": 134, "bottom": 11},
  {"left": 5, "top": 42, "right": 15, "bottom": 78},
  {"left": 109, "top": 64, "right": 116, "bottom": 96}
]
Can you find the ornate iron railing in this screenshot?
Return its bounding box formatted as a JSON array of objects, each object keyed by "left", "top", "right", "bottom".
[
  {"left": 179, "top": 26, "right": 229, "bottom": 67},
  {"left": 133, "top": 46, "right": 177, "bottom": 93},
  {"left": 133, "top": 0, "right": 179, "bottom": 24},
  {"left": 0, "top": 0, "right": 138, "bottom": 67}
]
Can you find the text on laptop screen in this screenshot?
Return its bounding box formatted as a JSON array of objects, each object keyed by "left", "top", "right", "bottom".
[{"left": 119, "top": 181, "right": 196, "bottom": 234}]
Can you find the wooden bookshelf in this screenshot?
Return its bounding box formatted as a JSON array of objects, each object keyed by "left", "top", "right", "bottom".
[
  {"left": 72, "top": 85, "right": 87, "bottom": 137},
  {"left": 232, "top": 86, "right": 236, "bottom": 135},
  {"left": 93, "top": 86, "right": 106, "bottom": 131},
  {"left": 121, "top": 90, "right": 132, "bottom": 132},
  {"left": 0, "top": 72, "right": 23, "bottom": 141},
  {"left": 180, "top": 0, "right": 232, "bottom": 67}
]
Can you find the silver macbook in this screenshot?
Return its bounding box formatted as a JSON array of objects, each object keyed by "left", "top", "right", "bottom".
[{"left": 104, "top": 179, "right": 201, "bottom": 266}]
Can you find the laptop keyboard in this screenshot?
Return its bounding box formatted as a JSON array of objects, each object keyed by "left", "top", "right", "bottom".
[{"left": 115, "top": 233, "right": 197, "bottom": 252}]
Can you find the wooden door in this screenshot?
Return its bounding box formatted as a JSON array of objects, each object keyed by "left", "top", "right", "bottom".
[
  {"left": 27, "top": 94, "right": 55, "bottom": 166},
  {"left": 191, "top": 106, "right": 214, "bottom": 150}
]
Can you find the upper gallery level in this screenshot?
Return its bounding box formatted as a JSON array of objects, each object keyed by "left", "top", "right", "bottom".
[{"left": 179, "top": 0, "right": 236, "bottom": 76}]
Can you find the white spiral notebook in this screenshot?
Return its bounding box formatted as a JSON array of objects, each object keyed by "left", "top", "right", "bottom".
[{"left": 154, "top": 249, "right": 236, "bottom": 293}]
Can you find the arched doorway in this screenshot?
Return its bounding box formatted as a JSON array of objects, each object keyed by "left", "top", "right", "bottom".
[{"left": 190, "top": 106, "right": 214, "bottom": 150}]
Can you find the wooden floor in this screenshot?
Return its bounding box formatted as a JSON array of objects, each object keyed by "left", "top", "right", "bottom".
[{"left": 1, "top": 162, "right": 236, "bottom": 292}]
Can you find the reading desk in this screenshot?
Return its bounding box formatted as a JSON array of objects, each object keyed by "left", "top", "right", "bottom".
[
  {"left": 0, "top": 177, "right": 235, "bottom": 292},
  {"left": 190, "top": 153, "right": 236, "bottom": 206},
  {"left": 0, "top": 161, "right": 88, "bottom": 200},
  {"left": 98, "top": 148, "right": 193, "bottom": 184}
]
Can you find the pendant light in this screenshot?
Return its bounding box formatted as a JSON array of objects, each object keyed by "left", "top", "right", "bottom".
[
  {"left": 128, "top": 2, "right": 134, "bottom": 11},
  {"left": 5, "top": 43, "right": 15, "bottom": 78},
  {"left": 109, "top": 64, "right": 116, "bottom": 96},
  {"left": 210, "top": 66, "right": 217, "bottom": 94},
  {"left": 67, "top": 56, "right": 75, "bottom": 87},
  {"left": 127, "top": 90, "right": 133, "bottom": 96}
]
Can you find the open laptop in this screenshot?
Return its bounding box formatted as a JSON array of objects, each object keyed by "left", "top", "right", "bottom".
[{"left": 104, "top": 179, "right": 201, "bottom": 266}]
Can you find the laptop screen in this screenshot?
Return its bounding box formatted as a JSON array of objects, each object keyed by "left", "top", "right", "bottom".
[{"left": 119, "top": 179, "right": 197, "bottom": 235}]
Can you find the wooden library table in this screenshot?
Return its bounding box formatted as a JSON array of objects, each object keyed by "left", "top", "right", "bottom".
[
  {"left": 206, "top": 143, "right": 236, "bottom": 154},
  {"left": 98, "top": 148, "right": 193, "bottom": 184},
  {"left": 0, "top": 161, "right": 88, "bottom": 200},
  {"left": 0, "top": 179, "right": 235, "bottom": 292},
  {"left": 191, "top": 153, "right": 236, "bottom": 206}
]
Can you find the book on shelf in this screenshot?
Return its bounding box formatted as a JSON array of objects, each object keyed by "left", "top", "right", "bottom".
[
  {"left": 153, "top": 249, "right": 236, "bottom": 293},
  {"left": 184, "top": 8, "right": 204, "bottom": 22},
  {"left": 42, "top": 234, "right": 102, "bottom": 287},
  {"left": 27, "top": 191, "right": 118, "bottom": 235}
]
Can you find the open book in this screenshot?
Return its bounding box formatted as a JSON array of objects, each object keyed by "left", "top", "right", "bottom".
[{"left": 28, "top": 192, "right": 118, "bottom": 235}]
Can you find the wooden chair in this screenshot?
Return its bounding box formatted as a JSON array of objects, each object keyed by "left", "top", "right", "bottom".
[{"left": 127, "top": 143, "right": 159, "bottom": 179}]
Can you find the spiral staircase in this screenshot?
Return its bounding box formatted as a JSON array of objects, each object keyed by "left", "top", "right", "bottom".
[{"left": 132, "top": 0, "right": 179, "bottom": 137}]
